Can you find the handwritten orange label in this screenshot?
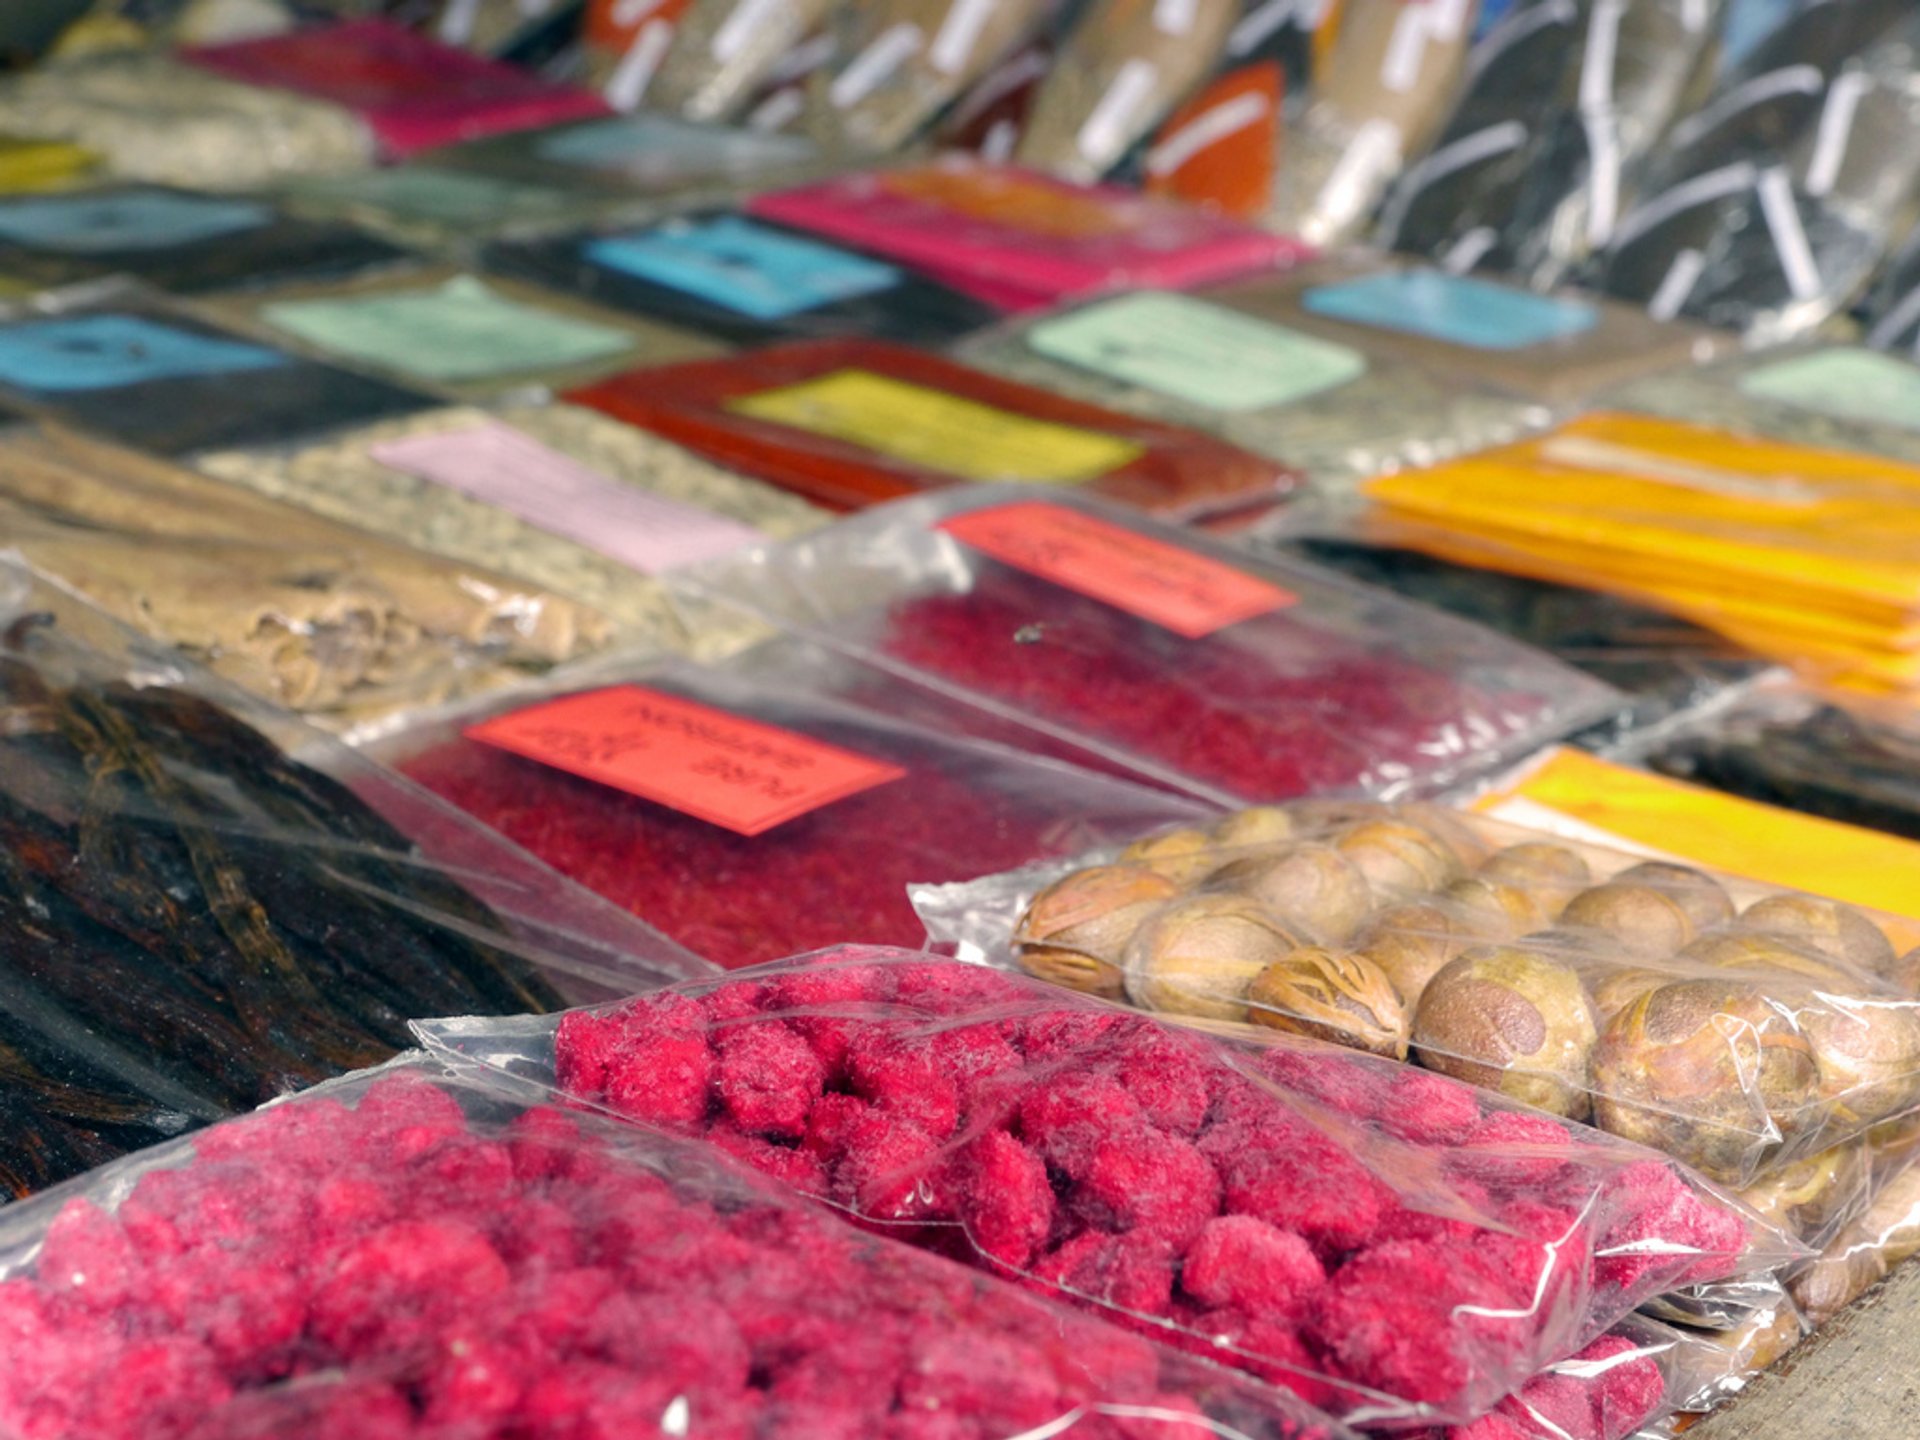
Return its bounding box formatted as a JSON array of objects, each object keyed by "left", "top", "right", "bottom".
[
  {"left": 939, "top": 501, "right": 1294, "bottom": 638},
  {"left": 465, "top": 685, "right": 906, "bottom": 836}
]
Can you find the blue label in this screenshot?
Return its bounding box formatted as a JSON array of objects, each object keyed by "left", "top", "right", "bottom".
[
  {"left": 539, "top": 116, "right": 814, "bottom": 182},
  {"left": 1302, "top": 270, "right": 1598, "bottom": 350},
  {"left": 583, "top": 216, "right": 901, "bottom": 320},
  {"left": 0, "top": 314, "right": 291, "bottom": 393},
  {"left": 0, "top": 190, "right": 271, "bottom": 255}
]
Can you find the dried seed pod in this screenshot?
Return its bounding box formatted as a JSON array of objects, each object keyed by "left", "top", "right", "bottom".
[
  {"left": 1356, "top": 901, "right": 1471, "bottom": 1009},
  {"left": 1560, "top": 883, "right": 1697, "bottom": 958},
  {"left": 1118, "top": 827, "right": 1220, "bottom": 887},
  {"left": 1587, "top": 966, "right": 1670, "bottom": 1028},
  {"left": 1208, "top": 805, "right": 1296, "bottom": 853},
  {"left": 1799, "top": 999, "right": 1920, "bottom": 1127},
  {"left": 1284, "top": 799, "right": 1393, "bottom": 835},
  {"left": 1740, "top": 894, "right": 1899, "bottom": 978},
  {"left": 1397, "top": 802, "right": 1494, "bottom": 868},
  {"left": 1246, "top": 947, "right": 1410, "bottom": 1058},
  {"left": 1335, "top": 819, "right": 1463, "bottom": 897},
  {"left": 1203, "top": 844, "right": 1372, "bottom": 944},
  {"left": 1411, "top": 947, "right": 1600, "bottom": 1119},
  {"left": 1478, "top": 843, "right": 1591, "bottom": 921},
  {"left": 1738, "top": 1141, "right": 1862, "bottom": 1242},
  {"left": 1680, "top": 932, "right": 1860, "bottom": 989},
  {"left": 1790, "top": 1162, "right": 1920, "bottom": 1327},
  {"left": 1615, "top": 861, "right": 1735, "bottom": 932},
  {"left": 1015, "top": 864, "right": 1182, "bottom": 998},
  {"left": 1892, "top": 946, "right": 1920, "bottom": 997},
  {"left": 1439, "top": 876, "right": 1547, "bottom": 941},
  {"left": 1122, "top": 894, "right": 1304, "bottom": 1022},
  {"left": 1592, "top": 980, "right": 1818, "bottom": 1183}
]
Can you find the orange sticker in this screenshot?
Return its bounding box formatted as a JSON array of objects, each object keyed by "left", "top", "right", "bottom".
[
  {"left": 939, "top": 501, "right": 1294, "bottom": 638},
  {"left": 1144, "top": 63, "right": 1282, "bottom": 221},
  {"left": 878, "top": 167, "right": 1133, "bottom": 239},
  {"left": 465, "top": 685, "right": 906, "bottom": 836}
]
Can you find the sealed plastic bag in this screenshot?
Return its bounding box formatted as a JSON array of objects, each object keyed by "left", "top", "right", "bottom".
[
  {"left": 1011, "top": 0, "right": 1239, "bottom": 183},
  {"left": 0, "top": 1056, "right": 1346, "bottom": 1440},
  {"left": 0, "top": 576, "right": 708, "bottom": 1203},
  {"left": 917, "top": 797, "right": 1920, "bottom": 1188},
  {"left": 647, "top": 0, "right": 839, "bottom": 123},
  {"left": 485, "top": 210, "right": 1003, "bottom": 347},
  {"left": 566, "top": 338, "right": 1302, "bottom": 520},
  {"left": 673, "top": 487, "right": 1617, "bottom": 804},
  {"left": 183, "top": 18, "right": 610, "bottom": 157},
  {"left": 195, "top": 402, "right": 826, "bottom": 669},
  {"left": 278, "top": 163, "right": 617, "bottom": 252},
  {"left": 745, "top": 158, "right": 1304, "bottom": 310},
  {"left": 1425, "top": 1319, "right": 1687, "bottom": 1440},
  {"left": 421, "top": 949, "right": 1793, "bottom": 1426},
  {"left": 957, "top": 289, "right": 1554, "bottom": 493},
  {"left": 386, "top": 638, "right": 1215, "bottom": 969},
  {"left": 1859, "top": 225, "right": 1920, "bottom": 354}
]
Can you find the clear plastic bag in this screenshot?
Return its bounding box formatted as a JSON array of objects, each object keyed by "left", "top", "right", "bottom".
[
  {"left": 276, "top": 163, "right": 621, "bottom": 252},
  {"left": 0, "top": 1055, "right": 1348, "bottom": 1440},
  {"left": 648, "top": 0, "right": 840, "bottom": 123},
  {"left": 381, "top": 634, "right": 1217, "bottom": 970},
  {"left": 419, "top": 949, "right": 1797, "bottom": 1427},
  {"left": 1425, "top": 1318, "right": 1688, "bottom": 1440},
  {"left": 1857, "top": 224, "right": 1920, "bottom": 353},
  {"left": 0, "top": 570, "right": 708, "bottom": 1205},
  {"left": 914, "top": 797, "right": 1920, "bottom": 1189},
  {"left": 670, "top": 486, "right": 1618, "bottom": 805}
]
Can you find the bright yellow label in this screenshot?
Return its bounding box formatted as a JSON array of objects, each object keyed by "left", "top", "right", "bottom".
[
  {"left": 727, "top": 369, "right": 1143, "bottom": 483},
  {"left": 1475, "top": 745, "right": 1920, "bottom": 929},
  {"left": 0, "top": 138, "right": 98, "bottom": 194}
]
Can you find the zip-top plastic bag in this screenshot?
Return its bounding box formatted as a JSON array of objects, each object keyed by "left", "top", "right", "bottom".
[
  {"left": 913, "top": 797, "right": 1920, "bottom": 1189},
  {"left": 380, "top": 635, "right": 1216, "bottom": 970},
  {"left": 0, "top": 1054, "right": 1351, "bottom": 1440},
  {"left": 0, "top": 570, "right": 708, "bottom": 1204},
  {"left": 419, "top": 948, "right": 1798, "bottom": 1428},
  {"left": 670, "top": 487, "right": 1619, "bottom": 805}
]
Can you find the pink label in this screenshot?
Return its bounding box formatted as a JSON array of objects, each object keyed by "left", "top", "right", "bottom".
[{"left": 369, "top": 420, "right": 762, "bottom": 574}]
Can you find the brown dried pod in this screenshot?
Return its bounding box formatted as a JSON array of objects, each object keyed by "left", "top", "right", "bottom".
[
  {"left": 1397, "top": 802, "right": 1494, "bottom": 868},
  {"left": 1614, "top": 861, "right": 1735, "bottom": 931},
  {"left": 1477, "top": 843, "right": 1592, "bottom": 920},
  {"left": 1246, "top": 947, "right": 1410, "bottom": 1058},
  {"left": 1740, "top": 893, "right": 1899, "bottom": 978},
  {"left": 1892, "top": 945, "right": 1920, "bottom": 998},
  {"left": 1439, "top": 876, "right": 1548, "bottom": 941},
  {"left": 1586, "top": 966, "right": 1670, "bottom": 1028},
  {"left": 1679, "top": 932, "right": 1860, "bottom": 989},
  {"left": 1117, "top": 827, "right": 1220, "bottom": 887},
  {"left": 1737, "top": 1141, "right": 1863, "bottom": 1241},
  {"left": 1208, "top": 805, "right": 1296, "bottom": 853},
  {"left": 1559, "top": 883, "right": 1698, "bottom": 958},
  {"left": 1789, "top": 1162, "right": 1920, "bottom": 1327},
  {"left": 1122, "top": 894, "right": 1304, "bottom": 1022},
  {"left": 1591, "top": 980, "right": 1818, "bottom": 1183},
  {"left": 1203, "top": 844, "right": 1373, "bottom": 944},
  {"left": 1356, "top": 901, "right": 1472, "bottom": 1009},
  {"left": 1798, "top": 999, "right": 1920, "bottom": 1126},
  {"left": 1335, "top": 819, "right": 1463, "bottom": 897},
  {"left": 1284, "top": 799, "right": 1393, "bottom": 836},
  {"left": 1014, "top": 864, "right": 1182, "bottom": 998},
  {"left": 1411, "top": 947, "right": 1599, "bottom": 1118}
]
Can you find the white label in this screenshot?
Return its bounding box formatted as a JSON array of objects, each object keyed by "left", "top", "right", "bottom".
[
  {"left": 1468, "top": 0, "right": 1576, "bottom": 85},
  {"left": 1578, "top": 0, "right": 1624, "bottom": 113},
  {"left": 747, "top": 87, "right": 806, "bottom": 131},
  {"left": 1145, "top": 89, "right": 1272, "bottom": 175},
  {"left": 713, "top": 0, "right": 785, "bottom": 63},
  {"left": 1582, "top": 109, "right": 1622, "bottom": 244},
  {"left": 605, "top": 18, "right": 675, "bottom": 111},
  {"left": 1867, "top": 285, "right": 1920, "bottom": 353},
  {"left": 1667, "top": 64, "right": 1823, "bottom": 152},
  {"left": 1377, "top": 120, "right": 1527, "bottom": 240},
  {"left": 1154, "top": 0, "right": 1199, "bottom": 34},
  {"left": 1442, "top": 226, "right": 1499, "bottom": 274},
  {"left": 1647, "top": 246, "right": 1706, "bottom": 321},
  {"left": 438, "top": 0, "right": 482, "bottom": 44},
  {"left": 1610, "top": 161, "right": 1755, "bottom": 250},
  {"left": 1756, "top": 164, "right": 1822, "bottom": 302},
  {"left": 830, "top": 22, "right": 924, "bottom": 108},
  {"left": 930, "top": 0, "right": 999, "bottom": 74},
  {"left": 1075, "top": 57, "right": 1160, "bottom": 164},
  {"left": 1803, "top": 67, "right": 1871, "bottom": 198}
]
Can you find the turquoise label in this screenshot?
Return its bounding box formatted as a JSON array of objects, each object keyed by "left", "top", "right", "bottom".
[
  {"left": 1302, "top": 270, "right": 1598, "bottom": 350},
  {"left": 0, "top": 190, "right": 271, "bottom": 254},
  {"left": 583, "top": 216, "right": 900, "bottom": 320},
  {"left": 0, "top": 314, "right": 290, "bottom": 393}
]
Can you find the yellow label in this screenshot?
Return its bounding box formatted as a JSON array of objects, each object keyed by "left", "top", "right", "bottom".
[
  {"left": 0, "top": 138, "right": 98, "bottom": 195},
  {"left": 726, "top": 369, "right": 1144, "bottom": 483},
  {"left": 1475, "top": 746, "right": 1920, "bottom": 929}
]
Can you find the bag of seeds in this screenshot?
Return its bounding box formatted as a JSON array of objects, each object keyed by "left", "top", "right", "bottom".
[
  {"left": 0, "top": 1054, "right": 1349, "bottom": 1440},
  {"left": 671, "top": 486, "right": 1619, "bottom": 804},
  {"left": 418, "top": 948, "right": 1798, "bottom": 1427},
  {"left": 645, "top": 0, "right": 840, "bottom": 124}
]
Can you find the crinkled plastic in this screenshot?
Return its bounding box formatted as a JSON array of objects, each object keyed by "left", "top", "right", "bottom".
[
  {"left": 565, "top": 338, "right": 1303, "bottom": 521},
  {"left": 670, "top": 486, "right": 1618, "bottom": 805},
  {"left": 0, "top": 1056, "right": 1347, "bottom": 1440},
  {"left": 277, "top": 164, "right": 619, "bottom": 251},
  {"left": 1858, "top": 224, "right": 1920, "bottom": 353},
  {"left": 648, "top": 0, "right": 840, "bottom": 123},
  {"left": 0, "top": 571, "right": 709, "bottom": 1204},
  {"left": 484, "top": 210, "right": 1003, "bottom": 347},
  {"left": 0, "top": 423, "right": 618, "bottom": 727},
  {"left": 915, "top": 797, "right": 1920, "bottom": 1189},
  {"left": 1787, "top": 1135, "right": 1920, "bottom": 1327},
  {"left": 183, "top": 19, "right": 611, "bottom": 157},
  {"left": 384, "top": 636, "right": 1215, "bottom": 970},
  {"left": 746, "top": 158, "right": 1305, "bottom": 310},
  {"left": 1010, "top": 0, "right": 1239, "bottom": 183},
  {"left": 957, "top": 287, "right": 1554, "bottom": 494},
  {"left": 1423, "top": 1319, "right": 1685, "bottom": 1440},
  {"left": 420, "top": 949, "right": 1795, "bottom": 1427}
]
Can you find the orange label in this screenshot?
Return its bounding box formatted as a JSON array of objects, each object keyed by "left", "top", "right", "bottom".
[
  {"left": 939, "top": 501, "right": 1293, "bottom": 638},
  {"left": 1144, "top": 63, "right": 1282, "bottom": 220},
  {"left": 879, "top": 167, "right": 1132, "bottom": 239},
  {"left": 465, "top": 685, "right": 906, "bottom": 836}
]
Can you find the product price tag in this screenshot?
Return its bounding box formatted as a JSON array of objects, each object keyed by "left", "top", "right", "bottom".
[
  {"left": 0, "top": 314, "right": 289, "bottom": 393},
  {"left": 0, "top": 190, "right": 269, "bottom": 254},
  {"left": 466, "top": 684, "right": 906, "bottom": 834},
  {"left": 1737, "top": 349, "right": 1920, "bottom": 433},
  {"left": 584, "top": 216, "right": 901, "bottom": 318},
  {"left": 940, "top": 500, "right": 1293, "bottom": 637},
  {"left": 1302, "top": 270, "right": 1596, "bottom": 349}
]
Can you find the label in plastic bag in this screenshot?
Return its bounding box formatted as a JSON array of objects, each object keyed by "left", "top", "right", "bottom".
[
  {"left": 464, "top": 683, "right": 907, "bottom": 834},
  {"left": 369, "top": 418, "right": 763, "bottom": 573},
  {"left": 262, "top": 276, "right": 634, "bottom": 382},
  {"left": 939, "top": 500, "right": 1294, "bottom": 637},
  {"left": 1302, "top": 270, "right": 1598, "bottom": 349},
  {"left": 537, "top": 114, "right": 814, "bottom": 181},
  {"left": 0, "top": 314, "right": 290, "bottom": 393},
  {"left": 584, "top": 216, "right": 902, "bottom": 319},
  {"left": 0, "top": 191, "right": 270, "bottom": 254},
  {"left": 1737, "top": 349, "right": 1920, "bottom": 434},
  {"left": 1027, "top": 291, "right": 1366, "bottom": 411},
  {"left": 726, "top": 368, "right": 1144, "bottom": 483},
  {"left": 875, "top": 166, "right": 1136, "bottom": 238}
]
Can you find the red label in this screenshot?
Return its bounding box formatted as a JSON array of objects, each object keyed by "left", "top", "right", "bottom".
[
  {"left": 464, "top": 685, "right": 906, "bottom": 836},
  {"left": 939, "top": 502, "right": 1294, "bottom": 638}
]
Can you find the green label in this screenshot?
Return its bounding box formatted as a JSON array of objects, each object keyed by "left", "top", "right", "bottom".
[
  {"left": 1026, "top": 291, "right": 1366, "bottom": 412},
  {"left": 261, "top": 276, "right": 633, "bottom": 382},
  {"left": 1737, "top": 348, "right": 1920, "bottom": 433}
]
